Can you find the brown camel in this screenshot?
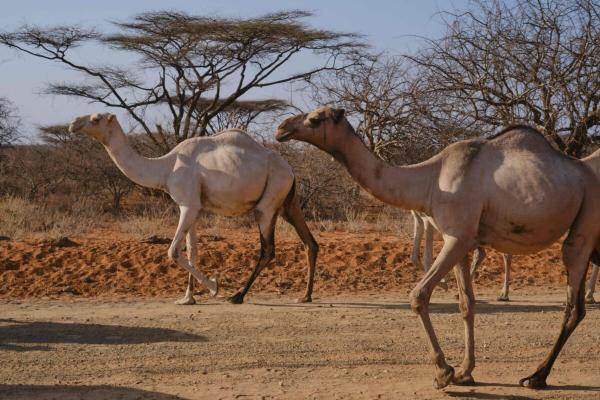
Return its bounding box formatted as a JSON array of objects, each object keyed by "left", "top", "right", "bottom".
[{"left": 276, "top": 106, "right": 600, "bottom": 390}]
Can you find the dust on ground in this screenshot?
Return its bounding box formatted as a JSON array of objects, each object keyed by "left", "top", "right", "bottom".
[{"left": 1, "top": 292, "right": 599, "bottom": 399}]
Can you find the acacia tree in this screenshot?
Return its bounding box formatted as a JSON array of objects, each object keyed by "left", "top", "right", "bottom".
[
  {"left": 407, "top": 0, "right": 600, "bottom": 156},
  {"left": 0, "top": 10, "right": 365, "bottom": 152}
]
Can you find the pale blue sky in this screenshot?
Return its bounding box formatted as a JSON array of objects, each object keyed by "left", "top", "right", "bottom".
[{"left": 0, "top": 0, "right": 471, "bottom": 138}]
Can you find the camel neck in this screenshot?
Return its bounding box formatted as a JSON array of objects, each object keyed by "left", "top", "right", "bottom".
[
  {"left": 326, "top": 131, "right": 433, "bottom": 212},
  {"left": 104, "top": 125, "right": 172, "bottom": 190}
]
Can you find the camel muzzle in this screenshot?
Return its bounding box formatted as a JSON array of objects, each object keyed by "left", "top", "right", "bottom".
[
  {"left": 68, "top": 117, "right": 87, "bottom": 133},
  {"left": 275, "top": 128, "right": 295, "bottom": 142}
]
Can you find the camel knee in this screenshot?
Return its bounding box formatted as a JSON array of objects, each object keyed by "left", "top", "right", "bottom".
[
  {"left": 262, "top": 243, "right": 275, "bottom": 262},
  {"left": 167, "top": 245, "right": 180, "bottom": 262},
  {"left": 564, "top": 303, "right": 586, "bottom": 330},
  {"left": 409, "top": 287, "right": 430, "bottom": 314},
  {"left": 458, "top": 295, "right": 474, "bottom": 320}
]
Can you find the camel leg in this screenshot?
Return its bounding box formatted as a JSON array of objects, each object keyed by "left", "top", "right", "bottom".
[
  {"left": 282, "top": 183, "right": 319, "bottom": 303},
  {"left": 228, "top": 209, "right": 277, "bottom": 304},
  {"left": 409, "top": 236, "right": 472, "bottom": 389},
  {"left": 585, "top": 263, "right": 598, "bottom": 304},
  {"left": 175, "top": 226, "right": 198, "bottom": 305},
  {"left": 411, "top": 211, "right": 425, "bottom": 270},
  {"left": 519, "top": 229, "right": 593, "bottom": 389},
  {"left": 168, "top": 206, "right": 218, "bottom": 296},
  {"left": 470, "top": 247, "right": 485, "bottom": 280},
  {"left": 425, "top": 219, "right": 448, "bottom": 291},
  {"left": 452, "top": 256, "right": 476, "bottom": 385},
  {"left": 497, "top": 254, "right": 512, "bottom": 302}
]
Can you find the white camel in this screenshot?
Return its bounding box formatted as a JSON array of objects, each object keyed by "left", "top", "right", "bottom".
[
  {"left": 277, "top": 106, "right": 600, "bottom": 389},
  {"left": 69, "top": 113, "right": 319, "bottom": 305}
]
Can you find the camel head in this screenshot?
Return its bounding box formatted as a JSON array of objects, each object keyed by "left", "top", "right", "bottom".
[
  {"left": 276, "top": 106, "right": 347, "bottom": 147},
  {"left": 68, "top": 113, "right": 118, "bottom": 145}
]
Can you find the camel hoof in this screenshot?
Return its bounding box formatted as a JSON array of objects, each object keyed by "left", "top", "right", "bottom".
[
  {"left": 208, "top": 277, "right": 219, "bottom": 297},
  {"left": 174, "top": 296, "right": 196, "bottom": 305},
  {"left": 296, "top": 295, "right": 312, "bottom": 304},
  {"left": 519, "top": 374, "right": 547, "bottom": 389},
  {"left": 228, "top": 292, "right": 244, "bottom": 304},
  {"left": 497, "top": 295, "right": 510, "bottom": 302},
  {"left": 453, "top": 369, "right": 475, "bottom": 385},
  {"left": 433, "top": 366, "right": 455, "bottom": 390}
]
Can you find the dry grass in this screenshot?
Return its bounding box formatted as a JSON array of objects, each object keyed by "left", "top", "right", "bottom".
[
  {"left": 0, "top": 196, "right": 99, "bottom": 240},
  {"left": 1, "top": 196, "right": 415, "bottom": 241},
  {"left": 118, "top": 207, "right": 175, "bottom": 240}
]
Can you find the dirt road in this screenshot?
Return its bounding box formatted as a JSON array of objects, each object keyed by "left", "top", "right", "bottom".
[{"left": 1, "top": 291, "right": 599, "bottom": 399}]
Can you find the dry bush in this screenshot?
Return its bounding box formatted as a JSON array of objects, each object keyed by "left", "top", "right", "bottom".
[
  {"left": 275, "top": 217, "right": 296, "bottom": 240},
  {"left": 118, "top": 211, "right": 174, "bottom": 240},
  {"left": 373, "top": 208, "right": 413, "bottom": 236},
  {"left": 342, "top": 206, "right": 369, "bottom": 233},
  {"left": 196, "top": 213, "right": 254, "bottom": 238},
  {"left": 0, "top": 196, "right": 99, "bottom": 240}
]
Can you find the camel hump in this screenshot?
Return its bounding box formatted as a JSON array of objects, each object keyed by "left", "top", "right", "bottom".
[{"left": 488, "top": 124, "right": 543, "bottom": 140}]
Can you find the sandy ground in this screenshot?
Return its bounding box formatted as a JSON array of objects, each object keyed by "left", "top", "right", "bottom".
[
  {"left": 1, "top": 229, "right": 599, "bottom": 399},
  {"left": 1, "top": 292, "right": 599, "bottom": 399},
  {"left": 0, "top": 229, "right": 570, "bottom": 299}
]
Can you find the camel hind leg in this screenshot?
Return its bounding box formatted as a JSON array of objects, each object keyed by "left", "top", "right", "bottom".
[
  {"left": 228, "top": 174, "right": 291, "bottom": 304},
  {"left": 519, "top": 214, "right": 596, "bottom": 389},
  {"left": 585, "top": 263, "right": 599, "bottom": 304},
  {"left": 585, "top": 244, "right": 599, "bottom": 304},
  {"left": 282, "top": 181, "right": 319, "bottom": 303},
  {"left": 497, "top": 254, "right": 512, "bottom": 302},
  {"left": 228, "top": 208, "right": 277, "bottom": 304}
]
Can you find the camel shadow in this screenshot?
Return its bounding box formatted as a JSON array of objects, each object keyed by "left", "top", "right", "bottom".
[
  {"left": 0, "top": 384, "right": 188, "bottom": 400},
  {"left": 0, "top": 319, "right": 205, "bottom": 351},
  {"left": 250, "top": 300, "right": 564, "bottom": 314},
  {"left": 446, "top": 381, "right": 600, "bottom": 399}
]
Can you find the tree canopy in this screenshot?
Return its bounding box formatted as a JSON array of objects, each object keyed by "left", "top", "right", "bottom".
[{"left": 0, "top": 10, "right": 365, "bottom": 151}]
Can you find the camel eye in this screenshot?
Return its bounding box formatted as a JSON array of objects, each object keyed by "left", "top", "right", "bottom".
[{"left": 308, "top": 116, "right": 321, "bottom": 126}]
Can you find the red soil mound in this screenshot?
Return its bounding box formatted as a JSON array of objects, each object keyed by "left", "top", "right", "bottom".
[{"left": 0, "top": 228, "right": 570, "bottom": 299}]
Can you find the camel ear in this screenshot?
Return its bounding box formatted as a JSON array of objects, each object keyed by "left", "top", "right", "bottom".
[
  {"left": 332, "top": 108, "right": 345, "bottom": 123},
  {"left": 90, "top": 114, "right": 101, "bottom": 124},
  {"left": 107, "top": 113, "right": 115, "bottom": 122},
  {"left": 307, "top": 110, "right": 324, "bottom": 126}
]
